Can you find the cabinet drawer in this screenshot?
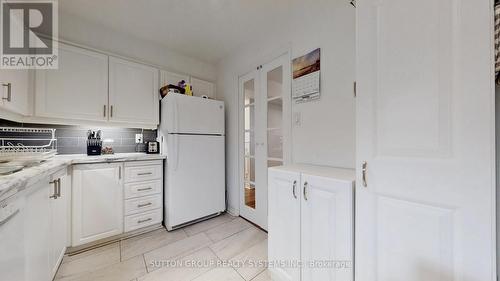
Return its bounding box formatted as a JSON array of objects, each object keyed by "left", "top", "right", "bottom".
[
  {"left": 124, "top": 195, "right": 162, "bottom": 216},
  {"left": 124, "top": 209, "right": 162, "bottom": 232},
  {"left": 124, "top": 165, "right": 162, "bottom": 183},
  {"left": 124, "top": 180, "right": 162, "bottom": 199}
]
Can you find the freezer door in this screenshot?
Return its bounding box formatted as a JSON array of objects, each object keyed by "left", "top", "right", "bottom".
[
  {"left": 161, "top": 93, "right": 225, "bottom": 135},
  {"left": 165, "top": 134, "right": 225, "bottom": 228}
]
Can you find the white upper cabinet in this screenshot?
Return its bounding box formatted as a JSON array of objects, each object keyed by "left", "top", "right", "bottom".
[
  {"left": 0, "top": 69, "right": 30, "bottom": 116},
  {"left": 191, "top": 77, "right": 216, "bottom": 99},
  {"left": 109, "top": 57, "right": 159, "bottom": 125},
  {"left": 160, "top": 70, "right": 189, "bottom": 88},
  {"left": 35, "top": 43, "right": 108, "bottom": 121}
]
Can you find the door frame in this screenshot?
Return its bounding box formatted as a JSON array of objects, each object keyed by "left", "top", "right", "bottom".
[{"left": 238, "top": 52, "right": 292, "bottom": 230}]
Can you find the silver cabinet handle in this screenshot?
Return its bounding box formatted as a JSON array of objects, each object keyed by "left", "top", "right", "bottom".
[
  {"left": 0, "top": 209, "right": 19, "bottom": 227},
  {"left": 138, "top": 218, "right": 152, "bottom": 224},
  {"left": 292, "top": 180, "right": 297, "bottom": 199},
  {"left": 2, "top": 83, "right": 11, "bottom": 102},
  {"left": 103, "top": 105, "right": 107, "bottom": 117},
  {"left": 137, "top": 202, "right": 152, "bottom": 208},
  {"left": 137, "top": 187, "right": 153, "bottom": 192},
  {"left": 137, "top": 172, "right": 153, "bottom": 176},
  {"left": 362, "top": 161, "right": 368, "bottom": 187},
  {"left": 118, "top": 166, "right": 122, "bottom": 180},
  {"left": 49, "top": 180, "right": 58, "bottom": 199},
  {"left": 110, "top": 105, "right": 114, "bottom": 118},
  {"left": 303, "top": 182, "right": 308, "bottom": 201},
  {"left": 57, "top": 178, "right": 61, "bottom": 197}
]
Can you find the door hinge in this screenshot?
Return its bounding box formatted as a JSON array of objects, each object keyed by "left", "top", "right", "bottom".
[{"left": 353, "top": 81, "right": 357, "bottom": 97}]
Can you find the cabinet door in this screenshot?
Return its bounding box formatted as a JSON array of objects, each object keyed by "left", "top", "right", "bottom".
[
  {"left": 0, "top": 69, "right": 30, "bottom": 115},
  {"left": 49, "top": 174, "right": 68, "bottom": 278},
  {"left": 268, "top": 168, "right": 301, "bottom": 281},
  {"left": 300, "top": 174, "right": 354, "bottom": 281},
  {"left": 160, "top": 70, "right": 189, "bottom": 88},
  {"left": 191, "top": 77, "right": 215, "bottom": 99},
  {"left": 109, "top": 57, "right": 159, "bottom": 125},
  {"left": 35, "top": 43, "right": 108, "bottom": 121},
  {"left": 0, "top": 195, "right": 26, "bottom": 281},
  {"left": 72, "top": 163, "right": 123, "bottom": 247},
  {"left": 24, "top": 180, "right": 51, "bottom": 281}
]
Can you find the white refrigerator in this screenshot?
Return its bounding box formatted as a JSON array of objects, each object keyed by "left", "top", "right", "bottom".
[{"left": 159, "top": 93, "right": 225, "bottom": 230}]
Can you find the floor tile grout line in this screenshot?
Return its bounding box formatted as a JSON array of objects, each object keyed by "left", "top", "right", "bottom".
[
  {"left": 205, "top": 222, "right": 255, "bottom": 246},
  {"left": 121, "top": 229, "right": 189, "bottom": 261},
  {"left": 185, "top": 214, "right": 238, "bottom": 237}
]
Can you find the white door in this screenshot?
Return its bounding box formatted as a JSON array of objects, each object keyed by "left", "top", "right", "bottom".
[
  {"left": 165, "top": 134, "right": 225, "bottom": 228},
  {"left": 24, "top": 180, "right": 51, "bottom": 281},
  {"left": 356, "top": 1, "right": 495, "bottom": 280},
  {"left": 0, "top": 69, "right": 30, "bottom": 115},
  {"left": 268, "top": 168, "right": 301, "bottom": 281},
  {"left": 49, "top": 173, "right": 68, "bottom": 278},
  {"left": 35, "top": 43, "right": 109, "bottom": 121},
  {"left": 239, "top": 53, "right": 290, "bottom": 229},
  {"left": 161, "top": 93, "right": 225, "bottom": 135},
  {"left": 72, "top": 163, "right": 123, "bottom": 246},
  {"left": 109, "top": 57, "right": 159, "bottom": 125},
  {"left": 301, "top": 174, "right": 354, "bottom": 281}
]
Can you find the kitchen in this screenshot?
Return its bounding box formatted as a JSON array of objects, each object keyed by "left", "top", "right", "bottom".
[{"left": 0, "top": 1, "right": 498, "bottom": 281}]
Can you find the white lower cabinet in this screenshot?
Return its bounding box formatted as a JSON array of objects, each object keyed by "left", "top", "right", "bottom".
[
  {"left": 268, "top": 165, "right": 355, "bottom": 281},
  {"left": 49, "top": 169, "right": 69, "bottom": 277},
  {"left": 72, "top": 163, "right": 124, "bottom": 246},
  {"left": 24, "top": 169, "right": 69, "bottom": 281},
  {"left": 123, "top": 160, "right": 163, "bottom": 232},
  {"left": 24, "top": 180, "right": 51, "bottom": 281}
]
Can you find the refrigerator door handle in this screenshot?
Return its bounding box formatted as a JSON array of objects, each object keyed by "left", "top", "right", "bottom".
[
  {"left": 173, "top": 98, "right": 179, "bottom": 133},
  {"left": 171, "top": 134, "right": 179, "bottom": 171}
]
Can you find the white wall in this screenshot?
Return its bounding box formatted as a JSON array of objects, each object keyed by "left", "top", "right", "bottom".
[
  {"left": 217, "top": 0, "right": 356, "bottom": 214},
  {"left": 59, "top": 11, "right": 216, "bottom": 82}
]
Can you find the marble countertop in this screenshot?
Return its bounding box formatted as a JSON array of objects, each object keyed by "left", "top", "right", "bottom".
[{"left": 0, "top": 153, "right": 166, "bottom": 202}]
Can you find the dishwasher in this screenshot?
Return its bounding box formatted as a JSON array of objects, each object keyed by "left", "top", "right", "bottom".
[{"left": 0, "top": 193, "right": 26, "bottom": 281}]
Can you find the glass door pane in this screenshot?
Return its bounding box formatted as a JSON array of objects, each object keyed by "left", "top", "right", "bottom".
[
  {"left": 267, "top": 66, "right": 283, "bottom": 167},
  {"left": 243, "top": 79, "right": 256, "bottom": 209}
]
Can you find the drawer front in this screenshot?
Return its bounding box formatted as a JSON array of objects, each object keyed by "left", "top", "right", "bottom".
[
  {"left": 124, "top": 165, "right": 162, "bottom": 183},
  {"left": 125, "top": 160, "right": 163, "bottom": 167},
  {"left": 124, "top": 180, "right": 162, "bottom": 199},
  {"left": 124, "top": 209, "right": 162, "bottom": 232},
  {"left": 124, "top": 195, "right": 162, "bottom": 216}
]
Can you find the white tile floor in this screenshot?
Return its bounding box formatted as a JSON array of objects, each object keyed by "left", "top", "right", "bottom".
[{"left": 55, "top": 214, "right": 271, "bottom": 281}]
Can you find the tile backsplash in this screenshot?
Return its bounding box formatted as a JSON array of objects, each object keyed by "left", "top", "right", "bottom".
[{"left": 0, "top": 119, "right": 157, "bottom": 154}]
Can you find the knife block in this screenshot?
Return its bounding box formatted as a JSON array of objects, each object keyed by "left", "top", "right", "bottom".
[{"left": 87, "top": 140, "right": 102, "bottom": 156}]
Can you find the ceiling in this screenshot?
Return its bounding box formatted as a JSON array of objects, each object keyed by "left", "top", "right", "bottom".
[{"left": 59, "top": 0, "right": 292, "bottom": 64}]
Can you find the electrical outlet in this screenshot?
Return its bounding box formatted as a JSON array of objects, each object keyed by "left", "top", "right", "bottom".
[{"left": 135, "top": 133, "right": 143, "bottom": 144}]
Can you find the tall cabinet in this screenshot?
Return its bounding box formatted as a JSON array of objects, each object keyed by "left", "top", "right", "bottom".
[{"left": 268, "top": 165, "right": 355, "bottom": 281}]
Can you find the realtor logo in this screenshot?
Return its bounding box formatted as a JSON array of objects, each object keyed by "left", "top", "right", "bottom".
[{"left": 0, "top": 0, "right": 58, "bottom": 69}]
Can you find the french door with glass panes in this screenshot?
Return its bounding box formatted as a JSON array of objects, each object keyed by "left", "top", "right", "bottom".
[{"left": 239, "top": 54, "right": 291, "bottom": 230}]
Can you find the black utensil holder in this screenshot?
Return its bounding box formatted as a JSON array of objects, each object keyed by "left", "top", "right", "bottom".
[{"left": 87, "top": 140, "right": 102, "bottom": 156}]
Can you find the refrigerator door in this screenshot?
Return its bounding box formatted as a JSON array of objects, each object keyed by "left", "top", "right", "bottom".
[
  {"left": 161, "top": 93, "right": 225, "bottom": 135},
  {"left": 165, "top": 134, "right": 225, "bottom": 229}
]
